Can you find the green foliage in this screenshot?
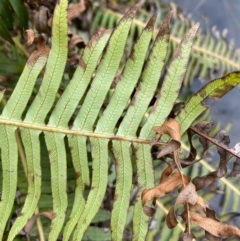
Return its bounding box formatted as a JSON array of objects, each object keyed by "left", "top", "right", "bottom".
[
  {"left": 91, "top": 3, "right": 240, "bottom": 86},
  {"left": 0, "top": 0, "right": 27, "bottom": 43},
  {"left": 0, "top": 0, "right": 240, "bottom": 240}
]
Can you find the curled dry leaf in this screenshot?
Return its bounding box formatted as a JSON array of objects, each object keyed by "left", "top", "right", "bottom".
[
  {"left": 194, "top": 121, "right": 214, "bottom": 149},
  {"left": 159, "top": 161, "right": 176, "bottom": 183},
  {"left": 33, "top": 6, "right": 52, "bottom": 34},
  {"left": 175, "top": 182, "right": 198, "bottom": 206},
  {"left": 24, "top": 29, "right": 48, "bottom": 50},
  {"left": 180, "top": 121, "right": 214, "bottom": 166},
  {"left": 142, "top": 170, "right": 190, "bottom": 216},
  {"left": 229, "top": 158, "right": 240, "bottom": 177},
  {"left": 24, "top": 29, "right": 35, "bottom": 46},
  {"left": 180, "top": 232, "right": 196, "bottom": 241},
  {"left": 190, "top": 122, "right": 240, "bottom": 160},
  {"left": 157, "top": 139, "right": 180, "bottom": 158},
  {"left": 68, "top": 0, "right": 92, "bottom": 21},
  {"left": 68, "top": 34, "right": 86, "bottom": 57},
  {"left": 69, "top": 54, "right": 81, "bottom": 66},
  {"left": 229, "top": 143, "right": 240, "bottom": 177},
  {"left": 205, "top": 208, "right": 222, "bottom": 241},
  {"left": 167, "top": 181, "right": 209, "bottom": 229},
  {"left": 24, "top": 29, "right": 50, "bottom": 65},
  {"left": 152, "top": 118, "right": 181, "bottom": 143},
  {"left": 152, "top": 118, "right": 183, "bottom": 172},
  {"left": 166, "top": 206, "right": 178, "bottom": 228},
  {"left": 187, "top": 211, "right": 240, "bottom": 238},
  {"left": 175, "top": 182, "right": 208, "bottom": 212},
  {"left": 179, "top": 129, "right": 197, "bottom": 165},
  {"left": 192, "top": 129, "right": 231, "bottom": 191}
]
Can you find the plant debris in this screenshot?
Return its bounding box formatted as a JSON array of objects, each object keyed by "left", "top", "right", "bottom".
[{"left": 142, "top": 118, "right": 240, "bottom": 239}]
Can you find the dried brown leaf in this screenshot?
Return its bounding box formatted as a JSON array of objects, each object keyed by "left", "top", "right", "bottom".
[
  {"left": 166, "top": 206, "right": 178, "bottom": 228},
  {"left": 179, "top": 129, "right": 197, "bottom": 165},
  {"left": 180, "top": 122, "right": 214, "bottom": 166},
  {"left": 159, "top": 161, "right": 176, "bottom": 183},
  {"left": 193, "top": 196, "right": 209, "bottom": 213},
  {"left": 152, "top": 118, "right": 183, "bottom": 173},
  {"left": 69, "top": 54, "right": 81, "bottom": 66},
  {"left": 175, "top": 182, "right": 208, "bottom": 212},
  {"left": 195, "top": 121, "right": 214, "bottom": 152},
  {"left": 68, "top": 0, "right": 92, "bottom": 21},
  {"left": 190, "top": 124, "right": 240, "bottom": 160},
  {"left": 169, "top": 182, "right": 208, "bottom": 231},
  {"left": 142, "top": 170, "right": 190, "bottom": 216},
  {"left": 175, "top": 182, "right": 208, "bottom": 213},
  {"left": 229, "top": 143, "right": 240, "bottom": 177},
  {"left": 153, "top": 118, "right": 181, "bottom": 142},
  {"left": 157, "top": 139, "right": 180, "bottom": 158},
  {"left": 68, "top": 34, "right": 85, "bottom": 56},
  {"left": 24, "top": 30, "right": 50, "bottom": 65},
  {"left": 180, "top": 232, "right": 196, "bottom": 241},
  {"left": 24, "top": 29, "right": 35, "bottom": 46},
  {"left": 192, "top": 130, "right": 231, "bottom": 190},
  {"left": 24, "top": 29, "right": 48, "bottom": 51},
  {"left": 229, "top": 158, "right": 240, "bottom": 177},
  {"left": 189, "top": 211, "right": 240, "bottom": 238},
  {"left": 205, "top": 208, "right": 222, "bottom": 241},
  {"left": 33, "top": 6, "right": 52, "bottom": 34},
  {"left": 192, "top": 171, "right": 217, "bottom": 191},
  {"left": 175, "top": 182, "right": 198, "bottom": 206}
]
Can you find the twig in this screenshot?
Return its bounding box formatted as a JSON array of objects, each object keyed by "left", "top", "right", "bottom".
[{"left": 189, "top": 126, "right": 240, "bottom": 159}]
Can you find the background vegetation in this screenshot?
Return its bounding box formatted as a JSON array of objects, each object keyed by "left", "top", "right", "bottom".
[{"left": 0, "top": 0, "right": 240, "bottom": 240}]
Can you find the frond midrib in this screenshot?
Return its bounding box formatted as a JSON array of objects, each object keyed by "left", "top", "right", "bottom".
[{"left": 0, "top": 118, "right": 151, "bottom": 144}]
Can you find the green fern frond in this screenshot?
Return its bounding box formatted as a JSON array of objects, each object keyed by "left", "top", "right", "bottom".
[
  {"left": 0, "top": 39, "right": 49, "bottom": 240},
  {"left": 0, "top": 1, "right": 240, "bottom": 241},
  {"left": 92, "top": 4, "right": 240, "bottom": 86}
]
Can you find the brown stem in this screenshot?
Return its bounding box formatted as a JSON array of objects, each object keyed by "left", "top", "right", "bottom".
[{"left": 189, "top": 126, "right": 240, "bottom": 159}]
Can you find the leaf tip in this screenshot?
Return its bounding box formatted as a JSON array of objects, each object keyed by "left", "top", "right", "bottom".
[
  {"left": 123, "top": 3, "right": 141, "bottom": 20},
  {"left": 145, "top": 14, "right": 157, "bottom": 30}
]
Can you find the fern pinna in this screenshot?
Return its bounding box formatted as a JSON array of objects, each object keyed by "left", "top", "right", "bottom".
[
  {"left": 0, "top": 0, "right": 240, "bottom": 240},
  {"left": 92, "top": 2, "right": 240, "bottom": 87}
]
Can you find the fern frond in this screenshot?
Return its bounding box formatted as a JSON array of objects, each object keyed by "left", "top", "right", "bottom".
[
  {"left": 7, "top": 0, "right": 68, "bottom": 239},
  {"left": 0, "top": 41, "right": 49, "bottom": 240},
  {"left": 62, "top": 29, "right": 112, "bottom": 241},
  {"left": 1, "top": 1, "right": 240, "bottom": 241},
  {"left": 72, "top": 4, "right": 141, "bottom": 241},
  {"left": 92, "top": 4, "right": 240, "bottom": 86},
  {"left": 105, "top": 15, "right": 156, "bottom": 240}
]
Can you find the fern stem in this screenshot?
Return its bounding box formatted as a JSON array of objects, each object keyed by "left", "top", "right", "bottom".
[
  {"left": 35, "top": 210, "right": 45, "bottom": 241},
  {"left": 0, "top": 118, "right": 166, "bottom": 145}
]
